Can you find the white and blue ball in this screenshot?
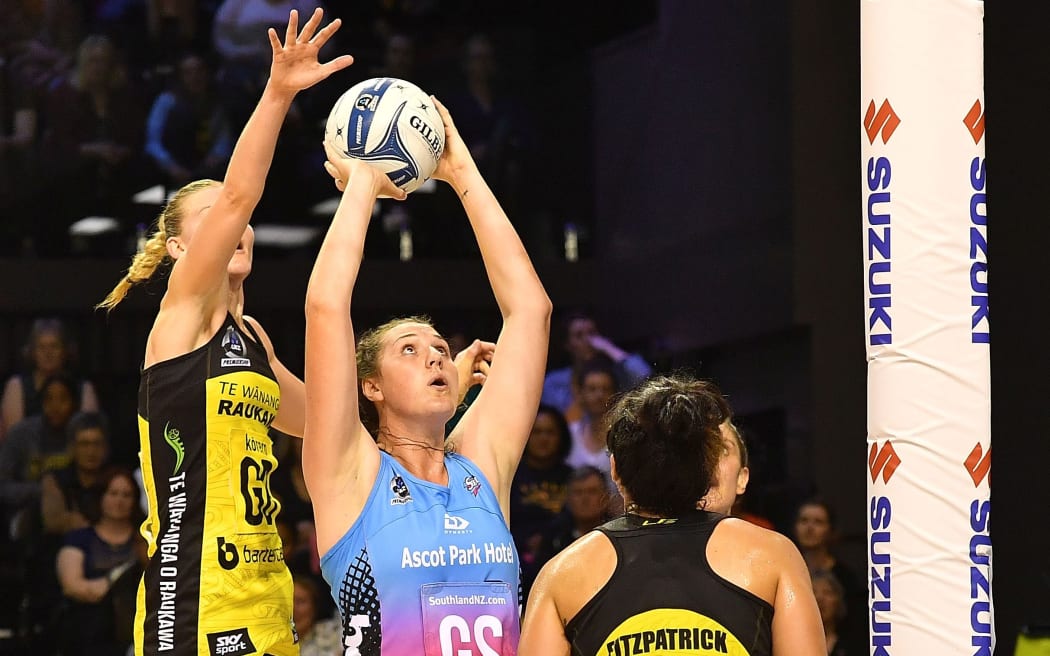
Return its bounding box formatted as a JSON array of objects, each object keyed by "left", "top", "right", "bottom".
[{"left": 324, "top": 77, "right": 445, "bottom": 194}]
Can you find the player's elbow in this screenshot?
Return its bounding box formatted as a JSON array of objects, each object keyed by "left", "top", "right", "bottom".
[{"left": 305, "top": 287, "right": 346, "bottom": 318}]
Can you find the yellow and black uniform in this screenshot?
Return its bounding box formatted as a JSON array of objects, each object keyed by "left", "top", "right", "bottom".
[
  {"left": 134, "top": 315, "right": 296, "bottom": 656},
  {"left": 566, "top": 511, "right": 772, "bottom": 656}
]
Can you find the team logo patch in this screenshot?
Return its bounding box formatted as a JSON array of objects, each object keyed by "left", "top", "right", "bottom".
[
  {"left": 162, "top": 422, "right": 184, "bottom": 475},
  {"left": 391, "top": 475, "right": 412, "bottom": 505},
  {"left": 464, "top": 474, "right": 481, "bottom": 497},
  {"left": 221, "top": 326, "right": 251, "bottom": 367},
  {"left": 206, "top": 628, "right": 256, "bottom": 656}
]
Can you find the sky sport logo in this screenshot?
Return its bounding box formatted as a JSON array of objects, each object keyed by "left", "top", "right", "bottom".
[
  {"left": 868, "top": 441, "right": 901, "bottom": 483},
  {"left": 869, "top": 440, "right": 897, "bottom": 656},
  {"left": 207, "top": 628, "right": 255, "bottom": 656}
]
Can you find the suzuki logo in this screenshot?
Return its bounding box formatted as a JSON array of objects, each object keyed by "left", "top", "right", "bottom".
[
  {"left": 964, "top": 99, "right": 986, "bottom": 144},
  {"left": 869, "top": 441, "right": 901, "bottom": 483},
  {"left": 864, "top": 99, "right": 901, "bottom": 145},
  {"left": 964, "top": 442, "right": 991, "bottom": 487}
]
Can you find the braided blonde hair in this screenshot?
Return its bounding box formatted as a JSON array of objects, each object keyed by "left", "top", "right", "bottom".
[{"left": 97, "top": 179, "right": 220, "bottom": 310}]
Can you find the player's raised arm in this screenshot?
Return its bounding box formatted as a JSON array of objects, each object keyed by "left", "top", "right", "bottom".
[{"left": 303, "top": 144, "right": 405, "bottom": 554}]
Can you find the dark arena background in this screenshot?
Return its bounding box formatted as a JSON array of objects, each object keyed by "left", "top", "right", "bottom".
[{"left": 0, "top": 0, "right": 1047, "bottom": 653}]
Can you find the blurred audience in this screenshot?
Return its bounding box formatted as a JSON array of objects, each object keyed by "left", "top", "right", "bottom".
[
  {"left": 794, "top": 498, "right": 866, "bottom": 655},
  {"left": 511, "top": 405, "right": 573, "bottom": 594},
  {"left": 811, "top": 569, "right": 854, "bottom": 656},
  {"left": 532, "top": 465, "right": 612, "bottom": 570},
  {"left": 565, "top": 357, "right": 617, "bottom": 473},
  {"left": 270, "top": 434, "right": 316, "bottom": 558},
  {"left": 2, "top": 318, "right": 99, "bottom": 438},
  {"left": 0, "top": 372, "right": 81, "bottom": 649},
  {"left": 40, "top": 34, "right": 148, "bottom": 251},
  {"left": 0, "top": 0, "right": 567, "bottom": 258},
  {"left": 542, "top": 311, "right": 651, "bottom": 422},
  {"left": 292, "top": 574, "right": 342, "bottom": 656},
  {"left": 40, "top": 412, "right": 112, "bottom": 537},
  {"left": 211, "top": 0, "right": 322, "bottom": 128},
  {"left": 144, "top": 52, "right": 232, "bottom": 188},
  {"left": 54, "top": 467, "right": 146, "bottom": 656},
  {"left": 368, "top": 31, "right": 417, "bottom": 82},
  {"left": 0, "top": 373, "right": 80, "bottom": 524},
  {"left": 145, "top": 0, "right": 217, "bottom": 75},
  {"left": 442, "top": 33, "right": 532, "bottom": 214}
]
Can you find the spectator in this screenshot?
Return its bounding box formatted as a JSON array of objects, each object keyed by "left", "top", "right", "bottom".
[
  {"left": 2, "top": 318, "right": 99, "bottom": 438},
  {"left": 0, "top": 56, "right": 43, "bottom": 253},
  {"left": 270, "top": 434, "right": 315, "bottom": 555},
  {"left": 794, "top": 498, "right": 866, "bottom": 654},
  {"left": 511, "top": 405, "right": 573, "bottom": 594},
  {"left": 533, "top": 466, "right": 612, "bottom": 569},
  {"left": 0, "top": 373, "right": 81, "bottom": 647},
  {"left": 566, "top": 358, "right": 627, "bottom": 515},
  {"left": 40, "top": 412, "right": 112, "bottom": 537},
  {"left": 40, "top": 34, "right": 148, "bottom": 240},
  {"left": 292, "top": 575, "right": 342, "bottom": 656},
  {"left": 144, "top": 53, "right": 233, "bottom": 188},
  {"left": 145, "top": 0, "right": 216, "bottom": 75},
  {"left": 0, "top": 373, "right": 80, "bottom": 524},
  {"left": 212, "top": 0, "right": 321, "bottom": 128},
  {"left": 565, "top": 357, "right": 617, "bottom": 473},
  {"left": 443, "top": 33, "right": 532, "bottom": 212},
  {"left": 55, "top": 467, "right": 146, "bottom": 656},
  {"left": 276, "top": 516, "right": 313, "bottom": 577},
  {"left": 811, "top": 569, "right": 853, "bottom": 656},
  {"left": 212, "top": 0, "right": 340, "bottom": 219},
  {"left": 542, "top": 311, "right": 651, "bottom": 422},
  {"left": 367, "top": 31, "right": 416, "bottom": 82}
]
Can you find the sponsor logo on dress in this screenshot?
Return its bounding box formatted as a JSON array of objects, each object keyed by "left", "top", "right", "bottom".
[
  {"left": 444, "top": 513, "right": 471, "bottom": 534},
  {"left": 206, "top": 628, "right": 255, "bottom": 656}
]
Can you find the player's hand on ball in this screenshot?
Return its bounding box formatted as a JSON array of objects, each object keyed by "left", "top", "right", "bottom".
[
  {"left": 430, "top": 97, "right": 477, "bottom": 184},
  {"left": 324, "top": 142, "right": 406, "bottom": 200},
  {"left": 267, "top": 8, "right": 354, "bottom": 96}
]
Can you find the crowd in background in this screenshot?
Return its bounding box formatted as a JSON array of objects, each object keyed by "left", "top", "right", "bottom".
[
  {"left": 0, "top": 1, "right": 864, "bottom": 654},
  {"left": 0, "top": 314, "right": 865, "bottom": 655},
  {"left": 0, "top": 0, "right": 549, "bottom": 259}
]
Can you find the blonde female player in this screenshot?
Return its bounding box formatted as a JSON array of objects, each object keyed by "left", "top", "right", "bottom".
[
  {"left": 98, "top": 8, "right": 351, "bottom": 655},
  {"left": 303, "top": 98, "right": 552, "bottom": 655}
]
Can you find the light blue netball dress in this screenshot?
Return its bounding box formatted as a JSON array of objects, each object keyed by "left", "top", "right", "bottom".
[{"left": 320, "top": 451, "right": 520, "bottom": 655}]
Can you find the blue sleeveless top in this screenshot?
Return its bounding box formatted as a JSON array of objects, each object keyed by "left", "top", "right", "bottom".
[{"left": 320, "top": 451, "right": 520, "bottom": 656}]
